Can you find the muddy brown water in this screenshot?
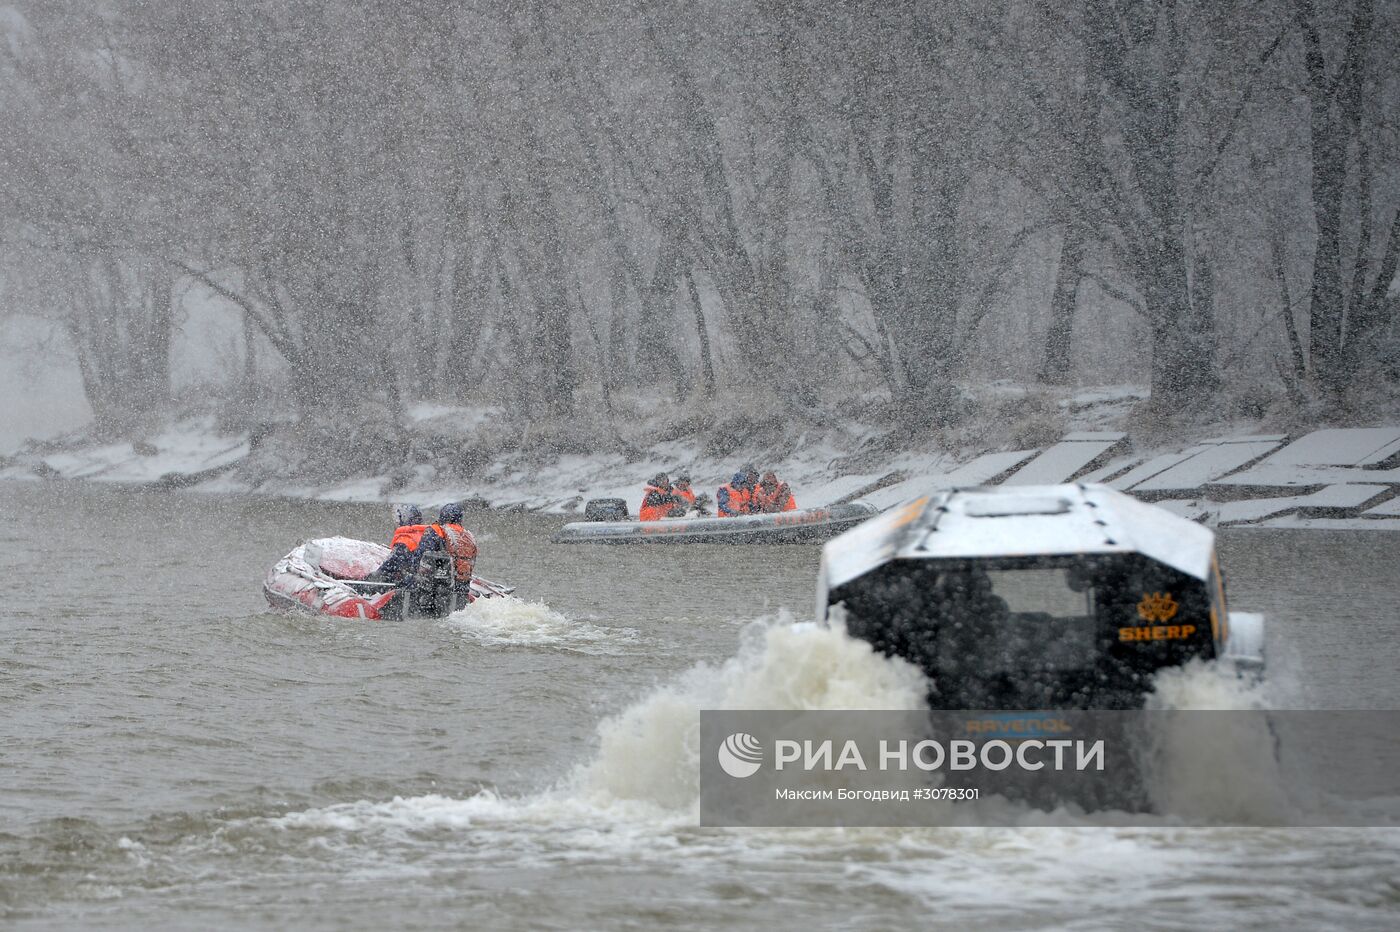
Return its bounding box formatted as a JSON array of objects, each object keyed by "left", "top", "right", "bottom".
[{"left": 1, "top": 482, "right": 1398, "bottom": 928}]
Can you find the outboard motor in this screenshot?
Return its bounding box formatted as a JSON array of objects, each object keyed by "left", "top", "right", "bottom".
[
  {"left": 583, "top": 498, "right": 630, "bottom": 522},
  {"left": 409, "top": 551, "right": 457, "bottom": 618}
]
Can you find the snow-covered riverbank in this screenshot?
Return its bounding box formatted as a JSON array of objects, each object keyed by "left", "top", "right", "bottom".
[{"left": 5, "top": 388, "right": 1400, "bottom": 530}]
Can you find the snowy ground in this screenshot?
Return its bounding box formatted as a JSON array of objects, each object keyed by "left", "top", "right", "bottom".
[{"left": 4, "top": 388, "right": 1400, "bottom": 530}]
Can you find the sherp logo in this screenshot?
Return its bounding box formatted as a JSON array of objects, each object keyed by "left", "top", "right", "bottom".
[{"left": 717, "top": 732, "right": 764, "bottom": 778}]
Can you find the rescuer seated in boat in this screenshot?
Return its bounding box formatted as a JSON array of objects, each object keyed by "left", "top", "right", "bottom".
[
  {"left": 639, "top": 473, "right": 688, "bottom": 521},
  {"left": 716, "top": 464, "right": 760, "bottom": 516},
  {"left": 673, "top": 473, "right": 713, "bottom": 516},
  {"left": 413, "top": 501, "right": 480, "bottom": 603},
  {"left": 368, "top": 503, "right": 429, "bottom": 583},
  {"left": 674, "top": 473, "right": 697, "bottom": 510},
  {"left": 754, "top": 471, "right": 797, "bottom": 513}
]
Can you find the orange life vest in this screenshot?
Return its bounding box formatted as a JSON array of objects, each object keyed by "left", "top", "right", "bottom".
[
  {"left": 717, "top": 483, "right": 754, "bottom": 516},
  {"left": 676, "top": 486, "right": 696, "bottom": 508},
  {"left": 430, "top": 523, "right": 478, "bottom": 581},
  {"left": 391, "top": 524, "right": 427, "bottom": 551},
  {"left": 757, "top": 485, "right": 797, "bottom": 512},
  {"left": 639, "top": 484, "right": 682, "bottom": 522}
]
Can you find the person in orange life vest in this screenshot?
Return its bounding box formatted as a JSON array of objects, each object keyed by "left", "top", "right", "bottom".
[
  {"left": 370, "top": 503, "right": 428, "bottom": 582},
  {"left": 674, "top": 472, "right": 715, "bottom": 516},
  {"left": 414, "top": 502, "right": 480, "bottom": 600},
  {"left": 639, "top": 473, "right": 687, "bottom": 521},
  {"left": 755, "top": 471, "right": 797, "bottom": 512},
  {"left": 716, "top": 464, "right": 759, "bottom": 516},
  {"left": 674, "top": 473, "right": 697, "bottom": 509}
]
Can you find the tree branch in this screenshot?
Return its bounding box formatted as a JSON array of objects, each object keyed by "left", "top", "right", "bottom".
[{"left": 1193, "top": 27, "right": 1286, "bottom": 190}]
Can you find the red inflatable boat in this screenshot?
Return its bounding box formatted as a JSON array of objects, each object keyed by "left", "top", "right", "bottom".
[{"left": 263, "top": 536, "right": 513, "bottom": 620}]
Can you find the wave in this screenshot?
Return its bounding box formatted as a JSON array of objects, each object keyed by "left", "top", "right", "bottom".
[
  {"left": 444, "top": 595, "right": 636, "bottom": 654},
  {"left": 282, "top": 614, "right": 1293, "bottom": 827},
  {"left": 142, "top": 618, "right": 1397, "bottom": 928}
]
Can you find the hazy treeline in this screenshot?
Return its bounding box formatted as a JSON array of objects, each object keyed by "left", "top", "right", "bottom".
[{"left": 1, "top": 0, "right": 1397, "bottom": 442}]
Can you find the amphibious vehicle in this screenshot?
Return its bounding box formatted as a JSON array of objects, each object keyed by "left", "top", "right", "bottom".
[{"left": 819, "top": 484, "right": 1264, "bottom": 711}]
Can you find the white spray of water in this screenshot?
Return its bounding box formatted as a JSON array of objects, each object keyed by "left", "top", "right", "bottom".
[
  {"left": 570, "top": 614, "right": 929, "bottom": 810},
  {"left": 560, "top": 627, "right": 1297, "bottom": 822},
  {"left": 1143, "top": 659, "right": 1290, "bottom": 823},
  {"left": 275, "top": 618, "right": 1293, "bottom": 837},
  {"left": 271, "top": 615, "right": 929, "bottom": 834},
  {"left": 1147, "top": 658, "right": 1269, "bottom": 711},
  {"left": 444, "top": 595, "right": 636, "bottom": 654}
]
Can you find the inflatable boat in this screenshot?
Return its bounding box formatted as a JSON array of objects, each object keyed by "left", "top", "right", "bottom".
[
  {"left": 553, "top": 501, "right": 879, "bottom": 544},
  {"left": 263, "top": 536, "right": 514, "bottom": 620}
]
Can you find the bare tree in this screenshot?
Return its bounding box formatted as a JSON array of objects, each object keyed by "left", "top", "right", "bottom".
[{"left": 1292, "top": 0, "right": 1400, "bottom": 393}]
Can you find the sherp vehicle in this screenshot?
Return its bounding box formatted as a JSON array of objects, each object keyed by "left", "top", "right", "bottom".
[{"left": 818, "top": 484, "right": 1264, "bottom": 710}]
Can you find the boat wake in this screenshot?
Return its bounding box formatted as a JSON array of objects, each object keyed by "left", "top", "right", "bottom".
[
  {"left": 279, "top": 615, "right": 1288, "bottom": 830},
  {"left": 443, "top": 595, "right": 637, "bottom": 654},
  {"left": 569, "top": 615, "right": 927, "bottom": 809},
  {"left": 267, "top": 617, "right": 940, "bottom": 852},
  {"left": 155, "top": 618, "right": 1396, "bottom": 927}
]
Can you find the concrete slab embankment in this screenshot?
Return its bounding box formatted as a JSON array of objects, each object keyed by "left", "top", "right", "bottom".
[
  {"left": 908, "top": 428, "right": 1400, "bottom": 529},
  {"left": 7, "top": 420, "right": 1400, "bottom": 529}
]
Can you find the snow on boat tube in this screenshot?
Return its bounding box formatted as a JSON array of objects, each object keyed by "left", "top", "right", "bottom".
[
  {"left": 263, "top": 536, "right": 513, "bottom": 620},
  {"left": 552, "top": 501, "right": 879, "bottom": 544}
]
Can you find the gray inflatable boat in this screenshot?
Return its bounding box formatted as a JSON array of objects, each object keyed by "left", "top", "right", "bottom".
[{"left": 553, "top": 501, "right": 879, "bottom": 544}]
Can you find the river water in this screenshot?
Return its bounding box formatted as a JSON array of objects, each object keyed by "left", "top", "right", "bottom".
[{"left": 2, "top": 482, "right": 1398, "bottom": 928}]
